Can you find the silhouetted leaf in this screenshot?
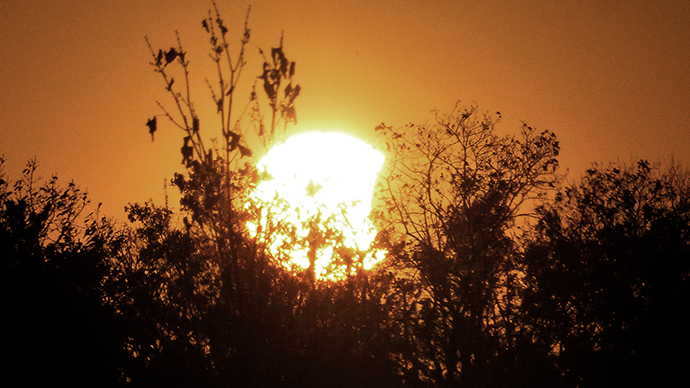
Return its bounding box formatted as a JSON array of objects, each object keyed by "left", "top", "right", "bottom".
[
  {"left": 238, "top": 145, "right": 252, "bottom": 157},
  {"left": 156, "top": 49, "right": 163, "bottom": 66},
  {"left": 165, "top": 48, "right": 179, "bottom": 65},
  {"left": 271, "top": 47, "right": 280, "bottom": 65},
  {"left": 263, "top": 82, "right": 275, "bottom": 101},
  {"left": 173, "top": 172, "right": 186, "bottom": 190},
  {"left": 285, "top": 106, "right": 296, "bottom": 123},
  {"left": 292, "top": 84, "right": 301, "bottom": 101},
  {"left": 181, "top": 136, "right": 193, "bottom": 165},
  {"left": 229, "top": 131, "right": 240, "bottom": 151},
  {"left": 146, "top": 117, "right": 157, "bottom": 141}
]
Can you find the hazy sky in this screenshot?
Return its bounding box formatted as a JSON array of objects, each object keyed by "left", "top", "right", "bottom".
[{"left": 2, "top": 0, "right": 689, "bottom": 218}]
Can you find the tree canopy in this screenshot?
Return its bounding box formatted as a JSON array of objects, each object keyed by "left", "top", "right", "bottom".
[{"left": 3, "top": 2, "right": 688, "bottom": 387}]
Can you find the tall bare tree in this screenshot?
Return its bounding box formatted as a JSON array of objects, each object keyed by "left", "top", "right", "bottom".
[{"left": 375, "top": 102, "right": 560, "bottom": 386}]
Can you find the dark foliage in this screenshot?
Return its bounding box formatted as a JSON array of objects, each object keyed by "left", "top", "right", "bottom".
[
  {"left": 521, "top": 160, "right": 690, "bottom": 387},
  {"left": 125, "top": 2, "right": 400, "bottom": 386},
  {"left": 5, "top": 124, "right": 689, "bottom": 388},
  {"left": 375, "top": 104, "right": 562, "bottom": 387},
  {"left": 4, "top": 2, "right": 689, "bottom": 387},
  {"left": 1, "top": 159, "right": 127, "bottom": 385}
]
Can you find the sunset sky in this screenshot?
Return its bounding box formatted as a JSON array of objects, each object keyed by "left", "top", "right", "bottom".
[{"left": 2, "top": 0, "right": 689, "bottom": 218}]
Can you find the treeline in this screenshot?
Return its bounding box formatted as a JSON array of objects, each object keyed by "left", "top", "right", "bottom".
[
  {"left": 3, "top": 121, "right": 688, "bottom": 387},
  {"left": 4, "top": 4, "right": 689, "bottom": 387}
]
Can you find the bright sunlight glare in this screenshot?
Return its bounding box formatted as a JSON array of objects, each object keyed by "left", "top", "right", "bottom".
[{"left": 247, "top": 132, "right": 386, "bottom": 280}]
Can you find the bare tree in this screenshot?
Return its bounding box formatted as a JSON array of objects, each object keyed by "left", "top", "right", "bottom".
[{"left": 375, "top": 102, "right": 560, "bottom": 386}]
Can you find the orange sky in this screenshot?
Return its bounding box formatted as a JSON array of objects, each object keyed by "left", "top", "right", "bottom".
[{"left": 2, "top": 0, "right": 689, "bottom": 218}]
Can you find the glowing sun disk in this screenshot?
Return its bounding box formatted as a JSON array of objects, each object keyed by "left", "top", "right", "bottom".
[{"left": 248, "top": 132, "right": 385, "bottom": 280}]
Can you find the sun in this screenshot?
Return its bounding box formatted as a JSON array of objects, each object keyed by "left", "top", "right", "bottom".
[{"left": 247, "top": 132, "right": 386, "bottom": 280}]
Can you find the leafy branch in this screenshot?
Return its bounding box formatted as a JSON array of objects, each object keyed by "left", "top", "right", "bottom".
[{"left": 144, "top": 1, "right": 300, "bottom": 234}]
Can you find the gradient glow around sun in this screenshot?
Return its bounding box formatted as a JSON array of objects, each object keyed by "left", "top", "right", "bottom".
[{"left": 247, "top": 132, "right": 386, "bottom": 280}]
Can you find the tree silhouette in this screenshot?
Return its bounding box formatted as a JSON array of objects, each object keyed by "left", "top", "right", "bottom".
[
  {"left": 118, "top": 2, "right": 402, "bottom": 386},
  {"left": 1, "top": 159, "right": 126, "bottom": 385},
  {"left": 521, "top": 160, "right": 690, "bottom": 387},
  {"left": 375, "top": 103, "right": 561, "bottom": 387},
  {"left": 7, "top": 2, "right": 688, "bottom": 386},
  {"left": 125, "top": 2, "right": 306, "bottom": 384}
]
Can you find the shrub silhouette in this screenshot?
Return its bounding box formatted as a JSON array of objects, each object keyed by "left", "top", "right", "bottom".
[{"left": 521, "top": 160, "right": 690, "bottom": 386}]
